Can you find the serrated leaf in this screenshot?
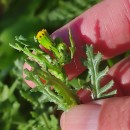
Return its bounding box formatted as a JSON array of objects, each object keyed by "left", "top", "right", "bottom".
[
  {"left": 69, "top": 29, "right": 76, "bottom": 59},
  {"left": 96, "top": 66, "right": 109, "bottom": 82},
  {"left": 94, "top": 52, "right": 102, "bottom": 69},
  {"left": 100, "top": 90, "right": 117, "bottom": 98},
  {"left": 84, "top": 45, "right": 116, "bottom": 99},
  {"left": 98, "top": 80, "right": 114, "bottom": 96}
]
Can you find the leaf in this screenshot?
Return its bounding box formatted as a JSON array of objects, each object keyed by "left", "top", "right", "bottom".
[
  {"left": 98, "top": 80, "right": 114, "bottom": 96},
  {"left": 84, "top": 45, "right": 116, "bottom": 99},
  {"left": 96, "top": 67, "right": 109, "bottom": 82},
  {"left": 0, "top": 83, "right": 9, "bottom": 102},
  {"left": 69, "top": 29, "right": 76, "bottom": 59},
  {"left": 100, "top": 90, "right": 117, "bottom": 98}
]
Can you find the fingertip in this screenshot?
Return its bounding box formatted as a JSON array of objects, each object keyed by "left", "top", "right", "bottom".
[
  {"left": 99, "top": 97, "right": 130, "bottom": 130},
  {"left": 60, "top": 104, "right": 101, "bottom": 130},
  {"left": 60, "top": 97, "right": 130, "bottom": 130}
]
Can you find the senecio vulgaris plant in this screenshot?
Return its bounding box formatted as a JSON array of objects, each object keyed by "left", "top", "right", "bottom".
[{"left": 10, "top": 29, "right": 117, "bottom": 111}]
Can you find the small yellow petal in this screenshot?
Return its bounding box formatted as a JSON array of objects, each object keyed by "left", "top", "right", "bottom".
[{"left": 36, "top": 29, "right": 47, "bottom": 40}]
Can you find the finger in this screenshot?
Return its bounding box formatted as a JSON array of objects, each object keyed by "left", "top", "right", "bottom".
[
  {"left": 60, "top": 97, "right": 130, "bottom": 130},
  {"left": 107, "top": 56, "right": 130, "bottom": 96},
  {"left": 60, "top": 103, "right": 101, "bottom": 130},
  {"left": 99, "top": 96, "right": 130, "bottom": 130},
  {"left": 51, "top": 0, "right": 130, "bottom": 79},
  {"left": 77, "top": 89, "right": 92, "bottom": 103},
  {"left": 99, "top": 56, "right": 130, "bottom": 97},
  {"left": 23, "top": 63, "right": 36, "bottom": 88}
]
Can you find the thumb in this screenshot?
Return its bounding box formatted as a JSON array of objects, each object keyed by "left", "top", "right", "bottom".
[
  {"left": 60, "top": 97, "right": 130, "bottom": 130},
  {"left": 51, "top": 0, "right": 130, "bottom": 80}
]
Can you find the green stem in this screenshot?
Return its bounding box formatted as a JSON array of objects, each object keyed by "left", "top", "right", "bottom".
[{"left": 39, "top": 71, "right": 78, "bottom": 110}]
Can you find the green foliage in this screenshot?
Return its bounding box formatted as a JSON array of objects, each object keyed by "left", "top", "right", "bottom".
[
  {"left": 83, "top": 45, "right": 117, "bottom": 99},
  {"left": 18, "top": 90, "right": 61, "bottom": 130},
  {"left": 0, "top": 82, "right": 61, "bottom": 130},
  {"left": 0, "top": 59, "right": 61, "bottom": 130},
  {"left": 10, "top": 31, "right": 78, "bottom": 111},
  {"left": 0, "top": 79, "right": 21, "bottom": 130},
  {"left": 17, "top": 112, "right": 60, "bottom": 130}
]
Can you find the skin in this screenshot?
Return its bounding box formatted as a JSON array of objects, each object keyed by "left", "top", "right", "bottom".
[{"left": 24, "top": 0, "right": 130, "bottom": 129}]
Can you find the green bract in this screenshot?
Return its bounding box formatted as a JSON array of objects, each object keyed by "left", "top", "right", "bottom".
[{"left": 36, "top": 29, "right": 75, "bottom": 65}]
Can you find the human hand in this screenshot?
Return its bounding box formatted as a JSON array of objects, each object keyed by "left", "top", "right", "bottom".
[
  {"left": 24, "top": 0, "right": 130, "bottom": 129},
  {"left": 52, "top": 0, "right": 130, "bottom": 129}
]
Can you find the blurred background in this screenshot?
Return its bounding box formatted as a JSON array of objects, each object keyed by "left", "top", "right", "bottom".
[{"left": 0, "top": 0, "right": 100, "bottom": 130}]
